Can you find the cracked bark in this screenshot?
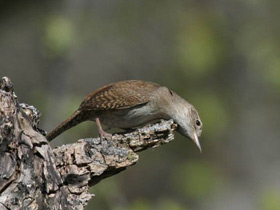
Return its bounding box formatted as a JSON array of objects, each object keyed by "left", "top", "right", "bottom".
[{"left": 0, "top": 77, "right": 177, "bottom": 210}]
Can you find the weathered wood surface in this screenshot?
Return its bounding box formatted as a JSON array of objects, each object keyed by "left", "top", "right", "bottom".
[{"left": 0, "top": 77, "right": 177, "bottom": 210}]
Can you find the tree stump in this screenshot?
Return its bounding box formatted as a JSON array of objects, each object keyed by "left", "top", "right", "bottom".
[{"left": 0, "top": 77, "right": 177, "bottom": 210}]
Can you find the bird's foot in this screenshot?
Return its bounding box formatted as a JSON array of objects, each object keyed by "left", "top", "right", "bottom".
[
  {"left": 95, "top": 117, "right": 112, "bottom": 141},
  {"left": 99, "top": 129, "right": 112, "bottom": 141}
]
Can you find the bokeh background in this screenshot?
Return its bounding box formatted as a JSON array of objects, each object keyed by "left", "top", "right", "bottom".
[{"left": 1, "top": 0, "right": 280, "bottom": 209}]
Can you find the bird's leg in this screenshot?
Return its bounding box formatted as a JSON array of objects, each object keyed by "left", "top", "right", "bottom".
[{"left": 95, "top": 117, "right": 112, "bottom": 140}]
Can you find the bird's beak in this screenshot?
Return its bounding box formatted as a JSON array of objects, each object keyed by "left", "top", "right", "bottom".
[{"left": 192, "top": 133, "right": 202, "bottom": 153}]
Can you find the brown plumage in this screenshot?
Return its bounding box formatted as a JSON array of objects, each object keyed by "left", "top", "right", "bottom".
[
  {"left": 46, "top": 80, "right": 203, "bottom": 152},
  {"left": 46, "top": 80, "right": 161, "bottom": 141},
  {"left": 79, "top": 80, "right": 160, "bottom": 110}
]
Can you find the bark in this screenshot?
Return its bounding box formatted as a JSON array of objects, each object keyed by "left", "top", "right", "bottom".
[{"left": 0, "top": 77, "right": 177, "bottom": 210}]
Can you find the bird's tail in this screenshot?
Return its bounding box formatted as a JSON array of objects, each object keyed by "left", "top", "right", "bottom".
[{"left": 46, "top": 110, "right": 84, "bottom": 142}]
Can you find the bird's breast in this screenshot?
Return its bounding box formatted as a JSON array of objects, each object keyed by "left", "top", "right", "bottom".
[{"left": 98, "top": 103, "right": 169, "bottom": 129}]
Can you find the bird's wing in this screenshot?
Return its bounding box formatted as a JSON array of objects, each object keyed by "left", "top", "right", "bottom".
[{"left": 79, "top": 80, "right": 160, "bottom": 111}]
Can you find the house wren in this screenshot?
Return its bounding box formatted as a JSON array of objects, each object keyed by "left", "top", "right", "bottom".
[{"left": 46, "top": 80, "right": 203, "bottom": 151}]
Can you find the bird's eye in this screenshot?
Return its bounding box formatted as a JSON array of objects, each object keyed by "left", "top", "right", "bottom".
[{"left": 196, "top": 120, "right": 201, "bottom": 126}]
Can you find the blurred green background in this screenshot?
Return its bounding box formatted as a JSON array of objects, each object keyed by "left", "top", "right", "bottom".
[{"left": 1, "top": 0, "right": 280, "bottom": 209}]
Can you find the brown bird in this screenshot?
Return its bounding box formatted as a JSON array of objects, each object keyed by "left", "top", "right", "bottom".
[{"left": 46, "top": 80, "right": 203, "bottom": 151}]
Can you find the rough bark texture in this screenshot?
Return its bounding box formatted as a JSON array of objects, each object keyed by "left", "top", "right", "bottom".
[{"left": 0, "top": 77, "right": 177, "bottom": 210}]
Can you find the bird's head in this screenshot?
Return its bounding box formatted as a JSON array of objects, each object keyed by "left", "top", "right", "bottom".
[
  {"left": 153, "top": 87, "right": 203, "bottom": 152},
  {"left": 177, "top": 105, "right": 203, "bottom": 152},
  {"left": 168, "top": 94, "right": 203, "bottom": 152}
]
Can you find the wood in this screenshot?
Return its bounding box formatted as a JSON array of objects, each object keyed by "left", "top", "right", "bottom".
[{"left": 0, "top": 77, "right": 177, "bottom": 210}]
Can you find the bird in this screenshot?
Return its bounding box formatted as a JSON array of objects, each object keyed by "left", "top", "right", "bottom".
[{"left": 46, "top": 80, "right": 203, "bottom": 152}]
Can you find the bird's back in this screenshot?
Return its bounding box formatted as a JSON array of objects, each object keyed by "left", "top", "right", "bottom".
[{"left": 79, "top": 80, "right": 161, "bottom": 111}]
